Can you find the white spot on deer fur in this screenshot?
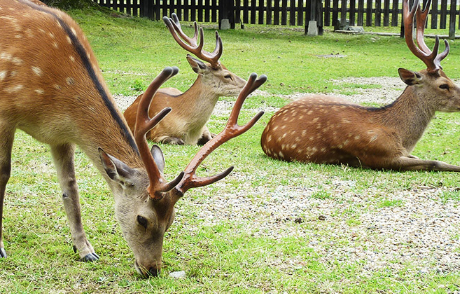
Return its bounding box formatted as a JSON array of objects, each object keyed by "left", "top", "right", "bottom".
[
  {"left": 66, "top": 77, "right": 75, "bottom": 85},
  {"left": 278, "top": 151, "right": 284, "bottom": 158},
  {"left": 0, "top": 52, "right": 12, "bottom": 61},
  {"left": 69, "top": 55, "right": 75, "bottom": 62},
  {"left": 53, "top": 84, "right": 62, "bottom": 90},
  {"left": 71, "top": 27, "right": 77, "bottom": 36},
  {"left": 309, "top": 136, "right": 314, "bottom": 141},
  {"left": 307, "top": 110, "right": 313, "bottom": 115},
  {"left": 0, "top": 71, "right": 6, "bottom": 81},
  {"left": 15, "top": 34, "right": 22, "bottom": 39},
  {"left": 66, "top": 36, "right": 72, "bottom": 44},
  {"left": 32, "top": 66, "right": 42, "bottom": 76},
  {"left": 53, "top": 42, "right": 59, "bottom": 49},
  {"left": 49, "top": 32, "right": 55, "bottom": 39},
  {"left": 312, "top": 117, "right": 319, "bottom": 123},
  {"left": 12, "top": 57, "right": 22, "bottom": 65},
  {"left": 273, "top": 126, "right": 279, "bottom": 131},
  {"left": 302, "top": 130, "right": 307, "bottom": 136},
  {"left": 354, "top": 135, "right": 361, "bottom": 140},
  {"left": 281, "top": 144, "right": 286, "bottom": 150},
  {"left": 35, "top": 89, "right": 44, "bottom": 95},
  {"left": 25, "top": 28, "right": 34, "bottom": 38},
  {"left": 370, "top": 134, "right": 378, "bottom": 143},
  {"left": 291, "top": 144, "right": 297, "bottom": 149},
  {"left": 4, "top": 85, "right": 23, "bottom": 93}
]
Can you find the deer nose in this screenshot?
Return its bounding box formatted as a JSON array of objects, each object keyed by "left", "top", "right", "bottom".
[{"left": 149, "top": 267, "right": 160, "bottom": 277}]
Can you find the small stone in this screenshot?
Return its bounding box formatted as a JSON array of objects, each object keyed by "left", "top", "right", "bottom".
[{"left": 169, "top": 271, "right": 186, "bottom": 279}]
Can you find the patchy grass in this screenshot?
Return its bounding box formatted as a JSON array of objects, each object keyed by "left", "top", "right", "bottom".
[{"left": 1, "top": 6, "right": 460, "bottom": 294}]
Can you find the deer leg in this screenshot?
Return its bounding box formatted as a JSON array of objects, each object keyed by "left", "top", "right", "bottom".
[
  {"left": 159, "top": 136, "right": 185, "bottom": 145},
  {"left": 197, "top": 126, "right": 215, "bottom": 145},
  {"left": 0, "top": 126, "right": 14, "bottom": 258},
  {"left": 388, "top": 156, "right": 460, "bottom": 172},
  {"left": 51, "top": 144, "right": 99, "bottom": 261}
]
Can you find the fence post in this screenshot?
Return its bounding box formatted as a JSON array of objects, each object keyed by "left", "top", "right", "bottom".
[
  {"left": 306, "top": 0, "right": 323, "bottom": 35},
  {"left": 219, "top": 0, "right": 235, "bottom": 29},
  {"left": 449, "top": 0, "right": 457, "bottom": 39}
]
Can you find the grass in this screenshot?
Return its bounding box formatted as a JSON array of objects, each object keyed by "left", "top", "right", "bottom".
[{"left": 1, "top": 5, "right": 460, "bottom": 294}]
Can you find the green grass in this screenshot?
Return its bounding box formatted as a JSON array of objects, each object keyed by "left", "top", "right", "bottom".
[{"left": 1, "top": 6, "right": 460, "bottom": 294}]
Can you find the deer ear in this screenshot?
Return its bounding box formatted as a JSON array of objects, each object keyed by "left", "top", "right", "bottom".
[
  {"left": 150, "top": 145, "right": 165, "bottom": 173},
  {"left": 186, "top": 54, "right": 207, "bottom": 73},
  {"left": 398, "top": 68, "right": 422, "bottom": 86},
  {"left": 99, "top": 148, "right": 135, "bottom": 185}
]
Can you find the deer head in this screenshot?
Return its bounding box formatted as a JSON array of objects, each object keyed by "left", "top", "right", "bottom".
[
  {"left": 163, "top": 13, "right": 246, "bottom": 96},
  {"left": 101, "top": 67, "right": 265, "bottom": 276}
]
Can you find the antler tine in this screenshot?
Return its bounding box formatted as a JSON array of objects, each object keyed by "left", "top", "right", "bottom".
[
  {"left": 163, "top": 13, "right": 223, "bottom": 68},
  {"left": 174, "top": 73, "right": 267, "bottom": 196},
  {"left": 134, "top": 67, "right": 184, "bottom": 200},
  {"left": 403, "top": 0, "right": 448, "bottom": 72}
]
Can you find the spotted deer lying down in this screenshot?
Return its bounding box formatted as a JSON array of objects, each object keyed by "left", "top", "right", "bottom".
[
  {"left": 0, "top": 0, "right": 265, "bottom": 277},
  {"left": 261, "top": 0, "right": 460, "bottom": 172},
  {"left": 124, "top": 14, "right": 246, "bottom": 145}
]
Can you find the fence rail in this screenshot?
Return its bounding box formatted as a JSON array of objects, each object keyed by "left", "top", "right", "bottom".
[{"left": 93, "top": 1, "right": 460, "bottom": 37}]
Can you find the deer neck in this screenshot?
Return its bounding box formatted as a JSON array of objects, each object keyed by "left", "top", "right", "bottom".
[
  {"left": 67, "top": 88, "right": 143, "bottom": 173},
  {"left": 176, "top": 75, "right": 221, "bottom": 123},
  {"left": 377, "top": 86, "right": 436, "bottom": 152}
]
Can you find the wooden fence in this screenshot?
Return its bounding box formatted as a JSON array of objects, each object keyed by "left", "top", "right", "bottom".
[{"left": 93, "top": 0, "right": 460, "bottom": 37}]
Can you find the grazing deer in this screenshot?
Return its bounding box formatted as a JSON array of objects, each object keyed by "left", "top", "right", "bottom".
[
  {"left": 0, "top": 0, "right": 265, "bottom": 277},
  {"left": 261, "top": 0, "right": 460, "bottom": 172},
  {"left": 123, "top": 14, "right": 246, "bottom": 145}
]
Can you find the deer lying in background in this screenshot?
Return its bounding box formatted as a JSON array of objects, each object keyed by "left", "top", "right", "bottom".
[
  {"left": 0, "top": 0, "right": 265, "bottom": 277},
  {"left": 261, "top": 0, "right": 460, "bottom": 172},
  {"left": 124, "top": 14, "right": 246, "bottom": 145}
]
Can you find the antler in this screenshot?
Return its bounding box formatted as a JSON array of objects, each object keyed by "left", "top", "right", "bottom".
[
  {"left": 173, "top": 73, "right": 267, "bottom": 196},
  {"left": 403, "top": 0, "right": 449, "bottom": 73},
  {"left": 134, "top": 67, "right": 184, "bottom": 200},
  {"left": 163, "top": 13, "right": 223, "bottom": 69}
]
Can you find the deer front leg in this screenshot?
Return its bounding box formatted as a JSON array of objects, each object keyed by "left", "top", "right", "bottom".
[
  {"left": 0, "top": 125, "right": 14, "bottom": 258},
  {"left": 158, "top": 136, "right": 185, "bottom": 145},
  {"left": 388, "top": 156, "right": 460, "bottom": 172},
  {"left": 51, "top": 144, "right": 99, "bottom": 261},
  {"left": 197, "top": 126, "right": 215, "bottom": 145}
]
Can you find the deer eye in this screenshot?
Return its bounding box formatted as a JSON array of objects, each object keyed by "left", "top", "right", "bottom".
[
  {"left": 137, "top": 215, "right": 148, "bottom": 228},
  {"left": 224, "top": 74, "right": 233, "bottom": 80},
  {"left": 439, "top": 84, "right": 450, "bottom": 90}
]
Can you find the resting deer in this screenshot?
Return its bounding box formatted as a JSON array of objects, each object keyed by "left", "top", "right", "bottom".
[
  {"left": 261, "top": 0, "right": 460, "bottom": 172},
  {"left": 0, "top": 0, "right": 265, "bottom": 277},
  {"left": 124, "top": 14, "right": 246, "bottom": 145}
]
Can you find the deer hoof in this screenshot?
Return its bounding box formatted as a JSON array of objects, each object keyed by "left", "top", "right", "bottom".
[
  {"left": 162, "top": 137, "right": 184, "bottom": 145},
  {"left": 0, "top": 248, "right": 6, "bottom": 258},
  {"left": 81, "top": 252, "right": 100, "bottom": 262}
]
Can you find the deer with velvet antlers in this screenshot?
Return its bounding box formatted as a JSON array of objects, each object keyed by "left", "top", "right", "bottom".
[
  {"left": 123, "top": 14, "right": 246, "bottom": 145},
  {"left": 0, "top": 0, "right": 265, "bottom": 277},
  {"left": 261, "top": 0, "right": 460, "bottom": 172}
]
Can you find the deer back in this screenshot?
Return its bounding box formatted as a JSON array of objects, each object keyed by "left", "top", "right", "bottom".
[{"left": 0, "top": 0, "right": 139, "bottom": 165}]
